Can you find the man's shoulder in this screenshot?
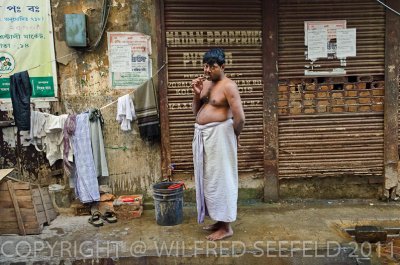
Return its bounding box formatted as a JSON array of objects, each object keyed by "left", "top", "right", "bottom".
[{"left": 223, "top": 78, "right": 238, "bottom": 89}]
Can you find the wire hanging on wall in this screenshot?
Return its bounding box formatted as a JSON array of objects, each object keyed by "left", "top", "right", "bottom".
[
  {"left": 83, "top": 0, "right": 111, "bottom": 51},
  {"left": 376, "top": 0, "right": 400, "bottom": 16}
]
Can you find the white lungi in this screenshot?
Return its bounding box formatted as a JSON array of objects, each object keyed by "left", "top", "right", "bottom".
[{"left": 193, "top": 119, "right": 238, "bottom": 223}]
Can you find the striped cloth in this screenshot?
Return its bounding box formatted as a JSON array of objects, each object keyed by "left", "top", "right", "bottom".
[
  {"left": 72, "top": 113, "right": 100, "bottom": 203},
  {"left": 134, "top": 79, "right": 160, "bottom": 142},
  {"left": 63, "top": 114, "right": 76, "bottom": 174}
]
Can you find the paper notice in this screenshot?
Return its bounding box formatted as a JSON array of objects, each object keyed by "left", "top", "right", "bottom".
[
  {"left": 110, "top": 45, "right": 132, "bottom": 72},
  {"left": 336, "top": 28, "right": 356, "bottom": 58},
  {"left": 307, "top": 29, "right": 328, "bottom": 60}
]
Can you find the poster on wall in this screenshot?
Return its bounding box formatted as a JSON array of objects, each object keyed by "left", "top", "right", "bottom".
[
  {"left": 0, "top": 0, "right": 58, "bottom": 100},
  {"left": 305, "top": 20, "right": 347, "bottom": 59},
  {"left": 107, "top": 32, "right": 152, "bottom": 89},
  {"left": 307, "top": 29, "right": 328, "bottom": 61},
  {"left": 304, "top": 20, "right": 356, "bottom": 76},
  {"left": 336, "top": 28, "right": 357, "bottom": 59}
]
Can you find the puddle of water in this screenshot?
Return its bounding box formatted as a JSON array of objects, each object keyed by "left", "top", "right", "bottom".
[{"left": 50, "top": 227, "right": 65, "bottom": 235}]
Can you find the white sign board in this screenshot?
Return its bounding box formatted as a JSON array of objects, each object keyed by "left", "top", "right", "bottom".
[
  {"left": 107, "top": 32, "right": 152, "bottom": 89},
  {"left": 305, "top": 20, "right": 347, "bottom": 56},
  {"left": 304, "top": 20, "right": 356, "bottom": 76},
  {"left": 0, "top": 0, "right": 58, "bottom": 101}
]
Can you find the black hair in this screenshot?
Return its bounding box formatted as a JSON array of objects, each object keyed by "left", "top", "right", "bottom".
[{"left": 203, "top": 48, "right": 225, "bottom": 66}]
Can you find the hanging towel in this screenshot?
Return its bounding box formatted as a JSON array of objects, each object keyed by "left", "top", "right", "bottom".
[
  {"left": 29, "top": 111, "right": 73, "bottom": 165},
  {"left": 43, "top": 114, "right": 71, "bottom": 166},
  {"left": 10, "top": 71, "right": 32, "bottom": 130},
  {"left": 192, "top": 119, "right": 238, "bottom": 223},
  {"left": 63, "top": 114, "right": 76, "bottom": 174},
  {"left": 89, "top": 108, "right": 109, "bottom": 177},
  {"left": 29, "top": 111, "right": 47, "bottom": 150},
  {"left": 72, "top": 113, "right": 100, "bottom": 203},
  {"left": 116, "top": 94, "right": 136, "bottom": 131},
  {"left": 134, "top": 79, "right": 160, "bottom": 142}
]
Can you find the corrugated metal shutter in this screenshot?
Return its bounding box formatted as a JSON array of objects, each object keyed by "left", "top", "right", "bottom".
[
  {"left": 279, "top": 113, "right": 384, "bottom": 178},
  {"left": 164, "top": 0, "right": 264, "bottom": 173},
  {"left": 278, "top": 0, "right": 385, "bottom": 179}
]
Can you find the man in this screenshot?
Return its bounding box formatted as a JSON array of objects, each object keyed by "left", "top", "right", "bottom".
[{"left": 191, "top": 48, "right": 245, "bottom": 241}]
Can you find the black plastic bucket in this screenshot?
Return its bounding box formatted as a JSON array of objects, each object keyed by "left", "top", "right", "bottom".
[{"left": 152, "top": 182, "right": 184, "bottom": 226}]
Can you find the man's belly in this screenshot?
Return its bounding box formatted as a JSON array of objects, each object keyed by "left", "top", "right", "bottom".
[{"left": 196, "top": 105, "right": 230, "bottom": 125}]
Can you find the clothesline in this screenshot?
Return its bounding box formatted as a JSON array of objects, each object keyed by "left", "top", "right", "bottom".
[
  {"left": 99, "top": 63, "right": 167, "bottom": 110},
  {"left": 2, "top": 45, "right": 167, "bottom": 113}
]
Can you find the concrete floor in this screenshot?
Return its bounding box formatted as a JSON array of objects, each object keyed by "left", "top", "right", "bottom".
[{"left": 1, "top": 200, "right": 400, "bottom": 264}]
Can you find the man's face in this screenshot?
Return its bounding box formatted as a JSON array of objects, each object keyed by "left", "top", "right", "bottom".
[{"left": 203, "top": 63, "right": 224, "bottom": 82}]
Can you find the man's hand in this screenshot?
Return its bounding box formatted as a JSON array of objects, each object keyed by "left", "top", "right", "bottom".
[
  {"left": 191, "top": 76, "right": 205, "bottom": 96},
  {"left": 236, "top": 135, "right": 241, "bottom": 148}
]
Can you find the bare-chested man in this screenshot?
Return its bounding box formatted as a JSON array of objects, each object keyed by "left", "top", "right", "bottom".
[{"left": 191, "top": 48, "right": 245, "bottom": 241}]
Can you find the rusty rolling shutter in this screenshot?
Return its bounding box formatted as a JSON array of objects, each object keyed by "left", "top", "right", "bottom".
[
  {"left": 164, "top": 0, "right": 263, "bottom": 173},
  {"left": 277, "top": 0, "right": 385, "bottom": 179},
  {"left": 279, "top": 113, "right": 384, "bottom": 178}
]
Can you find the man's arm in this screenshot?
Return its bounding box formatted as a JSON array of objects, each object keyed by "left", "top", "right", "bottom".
[
  {"left": 191, "top": 77, "right": 205, "bottom": 116},
  {"left": 192, "top": 93, "right": 202, "bottom": 116},
  {"left": 225, "top": 82, "right": 245, "bottom": 136}
]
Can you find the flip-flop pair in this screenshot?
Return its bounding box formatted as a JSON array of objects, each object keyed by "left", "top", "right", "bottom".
[
  {"left": 102, "top": 211, "right": 117, "bottom": 223},
  {"left": 88, "top": 211, "right": 117, "bottom": 226},
  {"left": 88, "top": 211, "right": 104, "bottom": 227}
]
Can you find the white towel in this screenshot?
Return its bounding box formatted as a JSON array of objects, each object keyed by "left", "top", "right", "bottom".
[
  {"left": 192, "top": 119, "right": 238, "bottom": 223},
  {"left": 44, "top": 114, "right": 71, "bottom": 166},
  {"left": 116, "top": 94, "right": 136, "bottom": 131},
  {"left": 29, "top": 111, "right": 73, "bottom": 165},
  {"left": 29, "top": 111, "right": 47, "bottom": 150}
]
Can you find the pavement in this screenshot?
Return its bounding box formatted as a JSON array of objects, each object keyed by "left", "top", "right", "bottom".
[{"left": 1, "top": 200, "right": 400, "bottom": 264}]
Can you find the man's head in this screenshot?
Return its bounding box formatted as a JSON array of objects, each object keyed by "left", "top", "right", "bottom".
[{"left": 203, "top": 48, "right": 225, "bottom": 82}]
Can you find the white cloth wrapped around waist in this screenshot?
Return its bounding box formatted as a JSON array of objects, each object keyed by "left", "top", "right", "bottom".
[{"left": 192, "top": 119, "right": 238, "bottom": 223}]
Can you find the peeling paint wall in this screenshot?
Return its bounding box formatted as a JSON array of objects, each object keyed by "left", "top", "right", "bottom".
[
  {"left": 50, "top": 0, "right": 161, "bottom": 196},
  {"left": 0, "top": 112, "right": 17, "bottom": 170},
  {"left": 0, "top": 0, "right": 161, "bottom": 197},
  {"left": 0, "top": 108, "right": 57, "bottom": 185}
]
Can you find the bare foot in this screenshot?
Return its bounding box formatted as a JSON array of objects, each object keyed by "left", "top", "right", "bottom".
[
  {"left": 202, "top": 222, "right": 222, "bottom": 231},
  {"left": 206, "top": 224, "right": 233, "bottom": 241}
]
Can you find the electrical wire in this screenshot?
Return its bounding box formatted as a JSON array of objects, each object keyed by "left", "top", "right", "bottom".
[
  {"left": 85, "top": 0, "right": 111, "bottom": 51},
  {"left": 376, "top": 0, "right": 400, "bottom": 16},
  {"left": 99, "top": 63, "right": 167, "bottom": 110}
]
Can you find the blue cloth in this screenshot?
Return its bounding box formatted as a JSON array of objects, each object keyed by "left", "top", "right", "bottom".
[
  {"left": 10, "top": 71, "right": 32, "bottom": 130},
  {"left": 72, "top": 113, "right": 100, "bottom": 203}
]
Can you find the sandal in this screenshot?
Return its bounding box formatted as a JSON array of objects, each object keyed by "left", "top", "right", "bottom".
[
  {"left": 88, "top": 211, "right": 104, "bottom": 227},
  {"left": 102, "top": 211, "right": 117, "bottom": 223}
]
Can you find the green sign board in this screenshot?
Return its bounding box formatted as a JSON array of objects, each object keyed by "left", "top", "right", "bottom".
[{"left": 0, "top": 1, "right": 57, "bottom": 99}]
